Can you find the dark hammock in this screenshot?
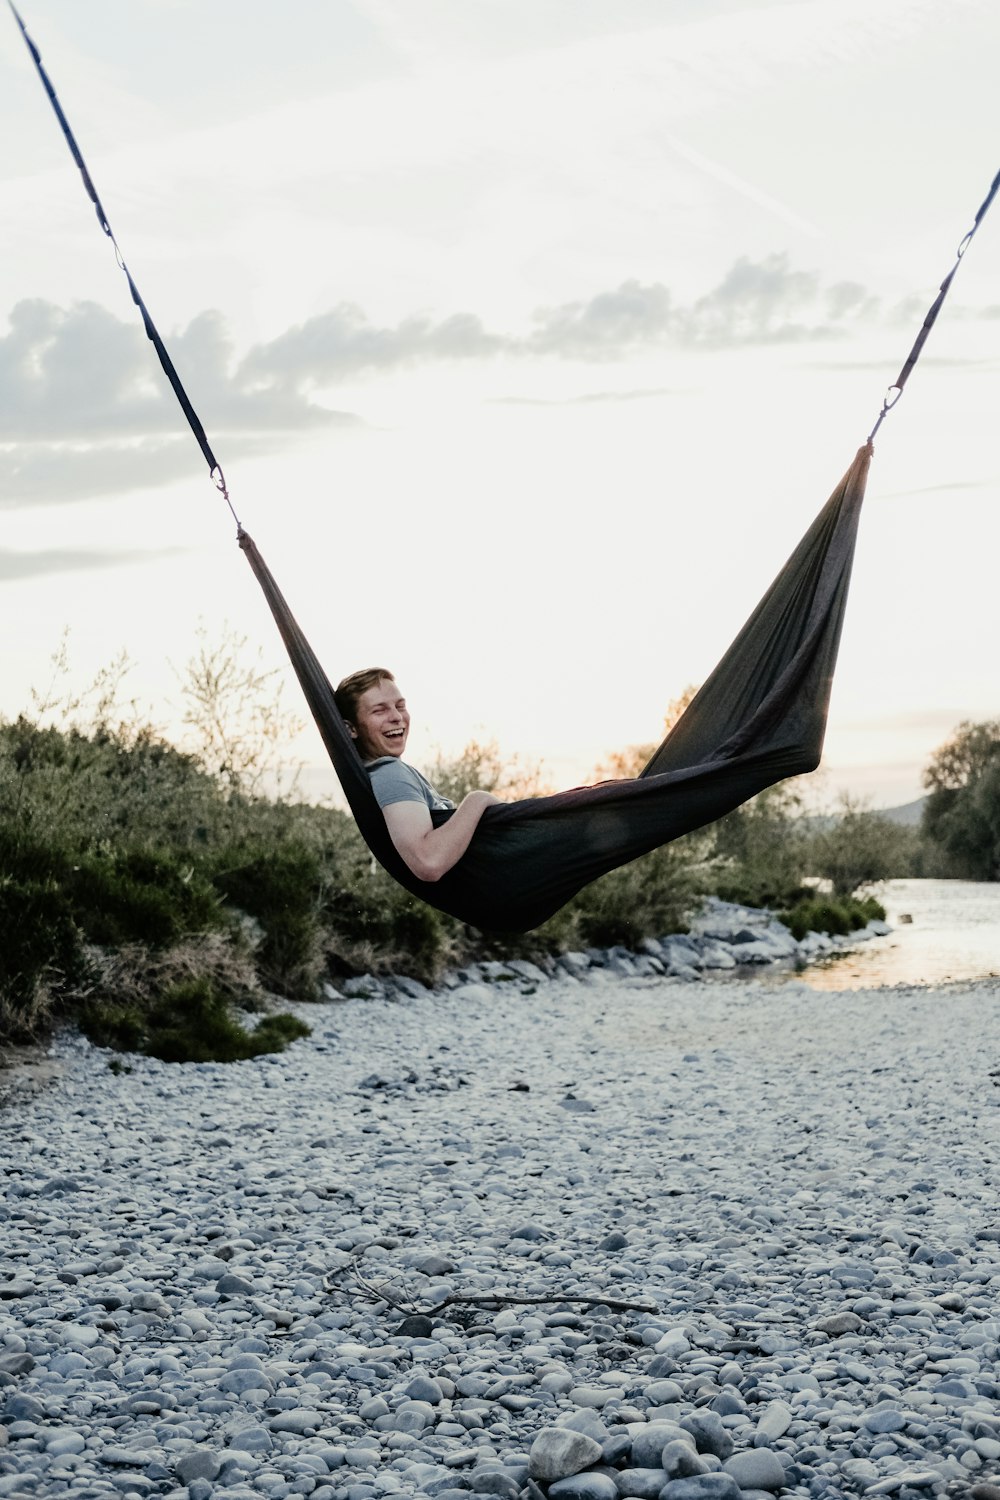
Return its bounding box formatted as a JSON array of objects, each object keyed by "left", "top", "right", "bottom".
[{"left": 240, "top": 441, "right": 870, "bottom": 932}]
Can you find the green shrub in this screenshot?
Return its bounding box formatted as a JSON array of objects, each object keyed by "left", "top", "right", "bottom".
[
  {"left": 567, "top": 839, "right": 708, "bottom": 949},
  {"left": 780, "top": 893, "right": 885, "bottom": 941},
  {"left": 210, "top": 843, "right": 326, "bottom": 998},
  {"left": 0, "top": 876, "right": 89, "bottom": 1038},
  {"left": 80, "top": 977, "right": 310, "bottom": 1063},
  {"left": 325, "top": 866, "right": 457, "bottom": 985}
]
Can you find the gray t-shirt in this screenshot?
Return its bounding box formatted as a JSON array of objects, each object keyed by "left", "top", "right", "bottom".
[{"left": 366, "top": 757, "right": 455, "bottom": 813}]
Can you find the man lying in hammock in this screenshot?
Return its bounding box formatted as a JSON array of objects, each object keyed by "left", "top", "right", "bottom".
[{"left": 334, "top": 668, "right": 500, "bottom": 882}]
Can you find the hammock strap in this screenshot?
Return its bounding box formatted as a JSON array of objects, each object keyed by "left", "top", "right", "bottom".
[
  {"left": 7, "top": 0, "right": 240, "bottom": 530},
  {"left": 868, "top": 167, "right": 1000, "bottom": 442}
]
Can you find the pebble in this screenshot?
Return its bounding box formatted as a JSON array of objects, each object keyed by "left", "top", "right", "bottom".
[{"left": 1, "top": 925, "right": 997, "bottom": 1500}]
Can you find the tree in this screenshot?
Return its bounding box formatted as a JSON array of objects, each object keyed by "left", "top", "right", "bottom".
[
  {"left": 593, "top": 686, "right": 699, "bottom": 781},
  {"left": 804, "top": 794, "right": 917, "bottom": 897},
  {"left": 711, "top": 782, "right": 807, "bottom": 907},
  {"left": 923, "top": 720, "right": 1000, "bottom": 880},
  {"left": 426, "top": 738, "right": 547, "bottom": 803},
  {"left": 177, "top": 623, "right": 305, "bottom": 798}
]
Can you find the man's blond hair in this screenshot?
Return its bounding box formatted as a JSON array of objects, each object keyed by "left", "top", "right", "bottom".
[{"left": 334, "top": 668, "right": 396, "bottom": 725}]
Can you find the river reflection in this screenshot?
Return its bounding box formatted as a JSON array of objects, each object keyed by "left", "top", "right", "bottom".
[{"left": 775, "top": 878, "right": 1000, "bottom": 991}]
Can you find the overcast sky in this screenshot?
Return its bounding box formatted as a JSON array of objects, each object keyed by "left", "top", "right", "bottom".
[{"left": 2, "top": 0, "right": 998, "bottom": 807}]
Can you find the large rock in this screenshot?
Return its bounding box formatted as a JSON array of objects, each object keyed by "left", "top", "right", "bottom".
[
  {"left": 175, "top": 1448, "right": 221, "bottom": 1485},
  {"left": 547, "top": 1475, "right": 619, "bottom": 1500},
  {"left": 658, "top": 1477, "right": 741, "bottom": 1499},
  {"left": 528, "top": 1427, "right": 603, "bottom": 1481},
  {"left": 722, "top": 1447, "right": 786, "bottom": 1491},
  {"left": 629, "top": 1422, "right": 692, "bottom": 1469}
]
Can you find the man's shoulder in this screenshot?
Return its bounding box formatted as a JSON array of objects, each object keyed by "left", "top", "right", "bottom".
[
  {"left": 367, "top": 755, "right": 418, "bottom": 778},
  {"left": 367, "top": 757, "right": 427, "bottom": 807}
]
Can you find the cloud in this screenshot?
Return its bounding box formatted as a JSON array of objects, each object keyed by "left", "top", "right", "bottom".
[
  {"left": 1, "top": 437, "right": 204, "bottom": 507},
  {"left": 2, "top": 253, "right": 970, "bottom": 507},
  {"left": 242, "top": 254, "right": 883, "bottom": 383},
  {"left": 0, "top": 298, "right": 360, "bottom": 444},
  {"left": 0, "top": 545, "right": 181, "bottom": 582},
  {"left": 526, "top": 257, "right": 883, "bottom": 357},
  {"left": 241, "top": 305, "right": 502, "bottom": 386},
  {"left": 1, "top": 299, "right": 360, "bottom": 504}
]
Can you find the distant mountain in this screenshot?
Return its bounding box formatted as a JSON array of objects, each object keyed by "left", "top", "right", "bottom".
[{"left": 877, "top": 797, "right": 926, "bottom": 827}]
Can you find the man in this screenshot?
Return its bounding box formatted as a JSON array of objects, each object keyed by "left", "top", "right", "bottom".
[{"left": 334, "top": 668, "right": 499, "bottom": 883}]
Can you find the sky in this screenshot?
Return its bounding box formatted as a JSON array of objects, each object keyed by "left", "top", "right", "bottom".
[{"left": 2, "top": 0, "right": 998, "bottom": 810}]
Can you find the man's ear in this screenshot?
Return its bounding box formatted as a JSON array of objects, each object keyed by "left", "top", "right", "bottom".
[{"left": 345, "top": 720, "right": 358, "bottom": 740}]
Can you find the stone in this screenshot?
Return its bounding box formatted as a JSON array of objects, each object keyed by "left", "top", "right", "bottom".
[
  {"left": 44, "top": 1428, "right": 87, "bottom": 1456},
  {"left": 216, "top": 1273, "right": 255, "bottom": 1296},
  {"left": 1, "top": 1395, "right": 44, "bottom": 1422},
  {"left": 681, "top": 1411, "right": 734, "bottom": 1460},
  {"left": 661, "top": 1439, "right": 708, "bottom": 1479},
  {"left": 754, "top": 1400, "right": 792, "bottom": 1442},
  {"left": 629, "top": 1423, "right": 692, "bottom": 1469},
  {"left": 815, "top": 1311, "right": 864, "bottom": 1336},
  {"left": 406, "top": 1375, "right": 444, "bottom": 1403},
  {"left": 129, "top": 1291, "right": 171, "bottom": 1317},
  {"left": 468, "top": 1474, "right": 521, "bottom": 1500},
  {"left": 862, "top": 1408, "right": 906, "bottom": 1433},
  {"left": 657, "top": 1476, "right": 741, "bottom": 1499},
  {"left": 722, "top": 1448, "right": 786, "bottom": 1491},
  {"left": 528, "top": 1427, "right": 603, "bottom": 1481},
  {"left": 616, "top": 1472, "right": 670, "bottom": 1499},
  {"left": 396, "top": 1315, "right": 435, "bottom": 1338},
  {"left": 547, "top": 1474, "right": 619, "bottom": 1500},
  {"left": 228, "top": 1426, "right": 273, "bottom": 1453},
  {"left": 268, "top": 1407, "right": 325, "bottom": 1434},
  {"left": 174, "top": 1448, "right": 221, "bottom": 1484},
  {"left": 416, "top": 1256, "right": 457, "bottom": 1277}
]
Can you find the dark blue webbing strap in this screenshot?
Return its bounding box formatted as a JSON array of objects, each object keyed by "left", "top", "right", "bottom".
[
  {"left": 9, "top": 0, "right": 239, "bottom": 527},
  {"left": 868, "top": 167, "right": 1000, "bottom": 441}
]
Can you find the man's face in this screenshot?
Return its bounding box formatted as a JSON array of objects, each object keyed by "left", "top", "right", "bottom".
[{"left": 349, "top": 678, "right": 411, "bottom": 760}]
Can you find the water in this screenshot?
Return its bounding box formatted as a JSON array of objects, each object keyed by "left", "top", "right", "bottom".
[{"left": 789, "top": 878, "right": 1000, "bottom": 991}]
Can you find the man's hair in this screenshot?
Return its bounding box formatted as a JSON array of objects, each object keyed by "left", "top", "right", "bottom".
[{"left": 334, "top": 668, "right": 396, "bottom": 724}]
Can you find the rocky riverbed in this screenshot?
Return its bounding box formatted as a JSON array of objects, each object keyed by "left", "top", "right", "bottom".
[{"left": 3, "top": 945, "right": 1000, "bottom": 1500}]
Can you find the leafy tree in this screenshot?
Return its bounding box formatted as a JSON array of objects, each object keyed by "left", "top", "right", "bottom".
[
  {"left": 804, "top": 794, "right": 918, "bottom": 897},
  {"left": 177, "top": 621, "right": 305, "bottom": 798},
  {"left": 593, "top": 685, "right": 699, "bottom": 781},
  {"left": 711, "top": 782, "right": 807, "bottom": 908},
  {"left": 923, "top": 720, "right": 1000, "bottom": 880},
  {"left": 426, "top": 737, "right": 548, "bottom": 803}
]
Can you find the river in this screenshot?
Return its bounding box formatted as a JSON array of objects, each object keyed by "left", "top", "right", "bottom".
[{"left": 782, "top": 878, "right": 1000, "bottom": 990}]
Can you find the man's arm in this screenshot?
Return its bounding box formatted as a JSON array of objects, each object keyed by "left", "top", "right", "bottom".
[{"left": 383, "top": 790, "right": 499, "bottom": 883}]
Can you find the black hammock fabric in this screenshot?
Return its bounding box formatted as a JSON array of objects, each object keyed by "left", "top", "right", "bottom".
[{"left": 239, "top": 443, "right": 871, "bottom": 933}]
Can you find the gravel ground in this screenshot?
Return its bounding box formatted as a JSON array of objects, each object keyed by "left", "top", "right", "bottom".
[{"left": 3, "top": 968, "right": 1000, "bottom": 1500}]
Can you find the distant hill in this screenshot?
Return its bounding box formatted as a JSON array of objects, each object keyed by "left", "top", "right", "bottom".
[{"left": 877, "top": 797, "right": 926, "bottom": 827}]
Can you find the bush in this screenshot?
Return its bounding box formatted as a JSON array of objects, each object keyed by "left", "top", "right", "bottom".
[
  {"left": 780, "top": 893, "right": 885, "bottom": 941},
  {"left": 567, "top": 838, "right": 709, "bottom": 949},
  {"left": 79, "top": 976, "right": 310, "bottom": 1064},
  {"left": 211, "top": 843, "right": 326, "bottom": 998},
  {"left": 0, "top": 876, "right": 89, "bottom": 1039},
  {"left": 325, "top": 865, "right": 457, "bottom": 985}
]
